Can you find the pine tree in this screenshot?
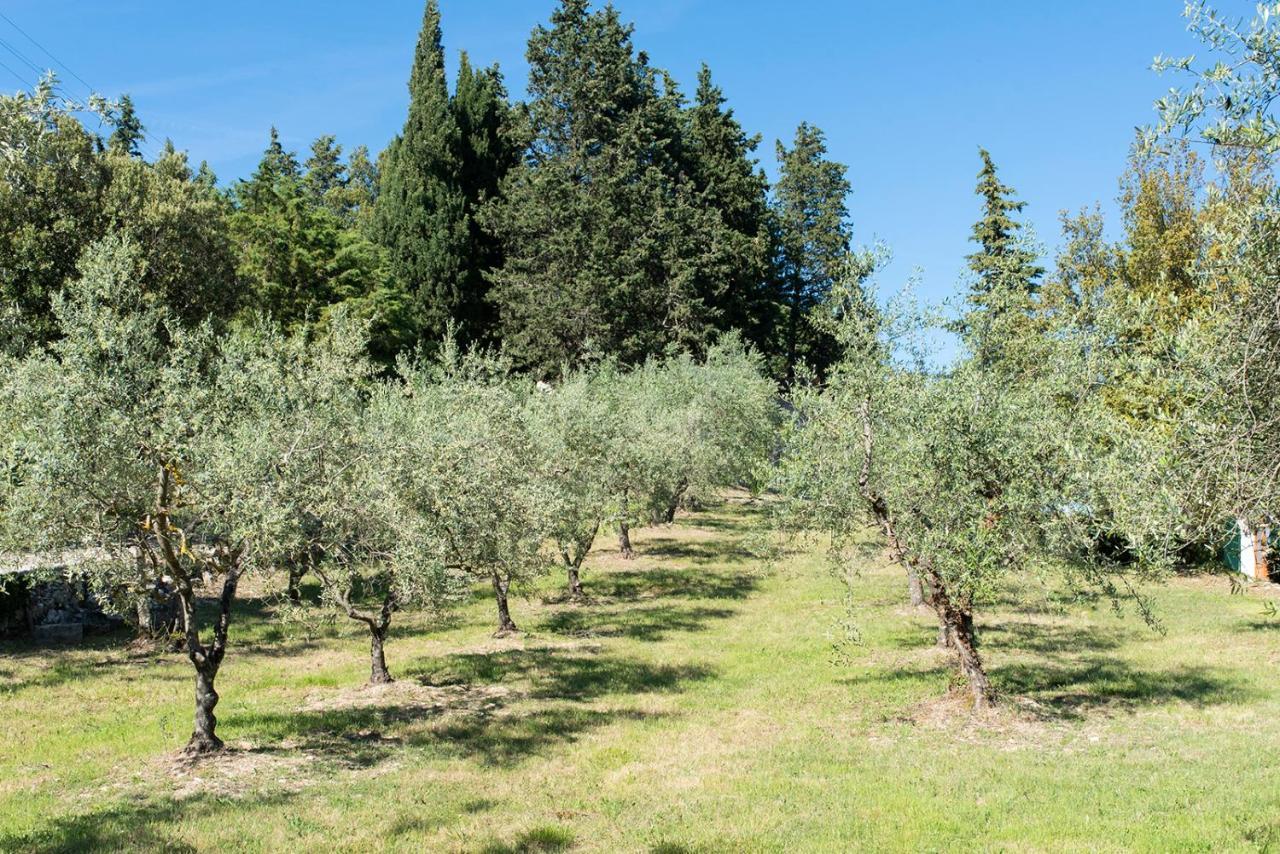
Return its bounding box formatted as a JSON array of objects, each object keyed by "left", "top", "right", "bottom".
[
  {"left": 684, "top": 64, "right": 774, "bottom": 361},
  {"left": 967, "top": 148, "right": 1043, "bottom": 296},
  {"left": 373, "top": 0, "right": 470, "bottom": 347},
  {"left": 773, "top": 122, "right": 852, "bottom": 382},
  {"left": 304, "top": 134, "right": 346, "bottom": 205},
  {"left": 957, "top": 148, "right": 1044, "bottom": 367},
  {"left": 485, "top": 0, "right": 722, "bottom": 373},
  {"left": 107, "top": 94, "right": 145, "bottom": 158}
]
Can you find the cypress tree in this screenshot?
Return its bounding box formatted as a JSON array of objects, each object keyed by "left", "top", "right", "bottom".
[
  {"left": 485, "top": 0, "right": 722, "bottom": 373},
  {"left": 684, "top": 64, "right": 774, "bottom": 360},
  {"left": 773, "top": 122, "right": 852, "bottom": 382},
  {"left": 967, "top": 148, "right": 1043, "bottom": 297},
  {"left": 374, "top": 0, "right": 470, "bottom": 347},
  {"left": 452, "top": 52, "right": 516, "bottom": 345}
]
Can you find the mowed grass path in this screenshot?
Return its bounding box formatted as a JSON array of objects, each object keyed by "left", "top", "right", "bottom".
[{"left": 3, "top": 497, "right": 1280, "bottom": 851}]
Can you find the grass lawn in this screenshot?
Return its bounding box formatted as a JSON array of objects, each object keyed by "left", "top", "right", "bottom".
[{"left": 3, "top": 496, "right": 1280, "bottom": 852}]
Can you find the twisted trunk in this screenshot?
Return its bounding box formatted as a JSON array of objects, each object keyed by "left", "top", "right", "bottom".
[
  {"left": 563, "top": 522, "right": 599, "bottom": 600},
  {"left": 907, "top": 566, "right": 926, "bottom": 608},
  {"left": 369, "top": 625, "right": 392, "bottom": 685},
  {"left": 492, "top": 571, "right": 517, "bottom": 634},
  {"left": 856, "top": 399, "right": 992, "bottom": 707},
  {"left": 618, "top": 522, "right": 634, "bottom": 559},
  {"left": 178, "top": 560, "right": 242, "bottom": 755},
  {"left": 663, "top": 478, "right": 689, "bottom": 524},
  {"left": 311, "top": 564, "right": 397, "bottom": 685}
]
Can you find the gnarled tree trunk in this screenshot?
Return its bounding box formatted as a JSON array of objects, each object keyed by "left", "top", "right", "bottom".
[
  {"left": 856, "top": 398, "right": 992, "bottom": 708},
  {"left": 618, "top": 522, "right": 634, "bottom": 559},
  {"left": 663, "top": 478, "right": 689, "bottom": 524},
  {"left": 178, "top": 560, "right": 242, "bottom": 755},
  {"left": 563, "top": 523, "right": 599, "bottom": 600},
  {"left": 907, "top": 566, "right": 926, "bottom": 608},
  {"left": 369, "top": 625, "right": 392, "bottom": 685},
  {"left": 492, "top": 571, "right": 518, "bottom": 635}
]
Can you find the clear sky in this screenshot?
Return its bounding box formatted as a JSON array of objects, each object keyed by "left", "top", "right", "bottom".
[{"left": 0, "top": 1, "right": 1201, "bottom": 306}]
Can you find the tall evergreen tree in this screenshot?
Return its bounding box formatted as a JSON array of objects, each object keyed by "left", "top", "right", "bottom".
[
  {"left": 107, "top": 94, "right": 145, "bottom": 158},
  {"left": 957, "top": 148, "right": 1044, "bottom": 367},
  {"left": 966, "top": 149, "right": 1042, "bottom": 295},
  {"left": 773, "top": 122, "right": 851, "bottom": 382},
  {"left": 684, "top": 64, "right": 774, "bottom": 360},
  {"left": 304, "top": 134, "right": 346, "bottom": 205},
  {"left": 373, "top": 0, "right": 470, "bottom": 347},
  {"left": 452, "top": 52, "right": 516, "bottom": 346},
  {"left": 485, "top": 0, "right": 724, "bottom": 374}
]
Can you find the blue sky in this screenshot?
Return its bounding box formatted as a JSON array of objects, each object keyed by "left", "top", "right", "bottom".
[{"left": 0, "top": 1, "right": 1201, "bottom": 306}]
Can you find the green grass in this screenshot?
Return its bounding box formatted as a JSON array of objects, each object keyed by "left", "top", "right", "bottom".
[{"left": 3, "top": 497, "right": 1280, "bottom": 851}]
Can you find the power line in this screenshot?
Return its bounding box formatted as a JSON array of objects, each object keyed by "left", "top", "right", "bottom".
[
  {"left": 0, "top": 10, "right": 93, "bottom": 95},
  {"left": 0, "top": 56, "right": 32, "bottom": 89},
  {"left": 0, "top": 34, "right": 43, "bottom": 77}
]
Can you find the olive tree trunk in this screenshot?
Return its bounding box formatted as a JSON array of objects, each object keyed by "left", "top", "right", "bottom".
[
  {"left": 663, "top": 478, "right": 689, "bottom": 524},
  {"left": 177, "top": 559, "right": 243, "bottom": 755},
  {"left": 618, "top": 522, "right": 635, "bottom": 559},
  {"left": 857, "top": 398, "right": 992, "bottom": 709},
  {"left": 368, "top": 625, "right": 392, "bottom": 685},
  {"left": 492, "top": 571, "right": 518, "bottom": 635},
  {"left": 907, "top": 566, "right": 926, "bottom": 608},
  {"left": 563, "top": 523, "right": 600, "bottom": 600},
  {"left": 311, "top": 565, "right": 398, "bottom": 685}
]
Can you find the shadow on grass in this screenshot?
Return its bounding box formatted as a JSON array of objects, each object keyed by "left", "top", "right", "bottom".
[
  {"left": 417, "top": 648, "right": 716, "bottom": 702},
  {"left": 0, "top": 790, "right": 297, "bottom": 853},
  {"left": 227, "top": 649, "right": 713, "bottom": 770},
  {"left": 478, "top": 824, "right": 575, "bottom": 853},
  {"left": 538, "top": 604, "right": 739, "bottom": 641},
  {"left": 993, "top": 658, "right": 1255, "bottom": 719},
  {"left": 576, "top": 567, "right": 758, "bottom": 604},
  {"left": 640, "top": 540, "right": 752, "bottom": 565}
]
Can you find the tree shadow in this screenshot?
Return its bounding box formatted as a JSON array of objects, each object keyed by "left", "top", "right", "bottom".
[
  {"left": 0, "top": 789, "right": 298, "bottom": 853},
  {"left": 415, "top": 647, "right": 716, "bottom": 703},
  {"left": 639, "top": 540, "right": 752, "bottom": 565},
  {"left": 577, "top": 567, "right": 757, "bottom": 604},
  {"left": 537, "top": 604, "right": 739, "bottom": 642},
  {"left": 228, "top": 649, "right": 713, "bottom": 770},
  {"left": 993, "top": 658, "right": 1255, "bottom": 719},
  {"left": 982, "top": 619, "right": 1130, "bottom": 655}
]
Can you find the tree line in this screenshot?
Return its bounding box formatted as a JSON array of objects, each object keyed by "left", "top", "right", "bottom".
[{"left": 1, "top": 0, "right": 856, "bottom": 384}]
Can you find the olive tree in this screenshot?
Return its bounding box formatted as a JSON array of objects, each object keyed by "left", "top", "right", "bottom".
[
  {"left": 644, "top": 337, "right": 777, "bottom": 523},
  {"left": 776, "top": 259, "right": 1168, "bottom": 708},
  {"left": 226, "top": 315, "right": 462, "bottom": 685},
  {"left": 0, "top": 238, "right": 290, "bottom": 753},
  {"left": 381, "top": 346, "right": 550, "bottom": 635},
  {"left": 527, "top": 362, "right": 624, "bottom": 599},
  {"left": 607, "top": 343, "right": 777, "bottom": 559}
]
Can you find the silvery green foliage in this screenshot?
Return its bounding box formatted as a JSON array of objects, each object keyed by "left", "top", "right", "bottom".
[
  {"left": 1151, "top": 2, "right": 1280, "bottom": 152},
  {"left": 775, "top": 259, "right": 1174, "bottom": 703},
  {"left": 375, "top": 343, "right": 551, "bottom": 629},
  {"left": 646, "top": 336, "right": 779, "bottom": 509},
  {"left": 526, "top": 341, "right": 776, "bottom": 588},
  {"left": 1168, "top": 189, "right": 1280, "bottom": 534},
  {"left": 612, "top": 339, "right": 778, "bottom": 530},
  {"left": 0, "top": 236, "right": 259, "bottom": 594},
  {"left": 526, "top": 361, "right": 623, "bottom": 576},
  {"left": 0, "top": 235, "right": 303, "bottom": 750}
]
